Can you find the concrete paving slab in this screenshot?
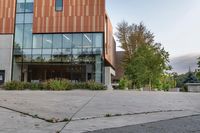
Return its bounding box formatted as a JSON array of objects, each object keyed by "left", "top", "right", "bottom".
[
  {"left": 0, "top": 90, "right": 200, "bottom": 133},
  {"left": 63, "top": 110, "right": 200, "bottom": 133},
  {"left": 73, "top": 91, "right": 200, "bottom": 120},
  {"left": 0, "top": 108, "right": 65, "bottom": 133},
  {"left": 0, "top": 90, "right": 96, "bottom": 121}
]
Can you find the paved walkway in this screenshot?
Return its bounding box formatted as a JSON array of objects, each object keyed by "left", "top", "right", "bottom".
[
  {"left": 0, "top": 90, "right": 199, "bottom": 133},
  {"left": 88, "top": 114, "right": 200, "bottom": 133}
]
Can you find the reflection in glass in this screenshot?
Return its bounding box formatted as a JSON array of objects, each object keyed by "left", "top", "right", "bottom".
[
  {"left": 17, "top": 3, "right": 25, "bottom": 13},
  {"left": 14, "top": 56, "right": 23, "bottom": 62},
  {"left": 83, "top": 33, "right": 93, "bottom": 48},
  {"left": 42, "top": 55, "right": 52, "bottom": 62},
  {"left": 82, "top": 48, "right": 92, "bottom": 55},
  {"left": 52, "top": 55, "right": 62, "bottom": 62},
  {"left": 32, "top": 49, "right": 42, "bottom": 55},
  {"left": 42, "top": 49, "right": 52, "bottom": 55},
  {"left": 16, "top": 14, "right": 24, "bottom": 24},
  {"left": 63, "top": 34, "right": 72, "bottom": 48},
  {"left": 14, "top": 48, "right": 23, "bottom": 55},
  {"left": 72, "top": 49, "right": 82, "bottom": 55},
  {"left": 93, "top": 33, "right": 103, "bottom": 47},
  {"left": 62, "top": 55, "right": 71, "bottom": 62},
  {"left": 72, "top": 55, "right": 82, "bottom": 63},
  {"left": 32, "top": 55, "right": 42, "bottom": 62},
  {"left": 53, "top": 34, "right": 62, "bottom": 48},
  {"left": 15, "top": 24, "right": 24, "bottom": 49},
  {"left": 23, "top": 54, "right": 32, "bottom": 62},
  {"left": 33, "top": 35, "right": 42, "bottom": 48},
  {"left": 95, "top": 55, "right": 102, "bottom": 83},
  {"left": 73, "top": 34, "right": 82, "bottom": 48},
  {"left": 52, "top": 49, "right": 62, "bottom": 55},
  {"left": 23, "top": 24, "right": 32, "bottom": 48},
  {"left": 93, "top": 48, "right": 102, "bottom": 55},
  {"left": 24, "top": 13, "right": 33, "bottom": 23},
  {"left": 23, "top": 49, "right": 32, "bottom": 55},
  {"left": 43, "top": 34, "right": 52, "bottom": 49},
  {"left": 25, "top": 2, "right": 33, "bottom": 12},
  {"left": 62, "top": 49, "right": 71, "bottom": 55},
  {"left": 55, "top": 0, "right": 63, "bottom": 11}
]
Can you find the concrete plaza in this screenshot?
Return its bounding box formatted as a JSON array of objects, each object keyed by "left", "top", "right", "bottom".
[{"left": 0, "top": 90, "right": 200, "bottom": 133}]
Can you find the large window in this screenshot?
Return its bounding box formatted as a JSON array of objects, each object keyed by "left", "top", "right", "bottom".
[
  {"left": 23, "top": 24, "right": 33, "bottom": 48},
  {"left": 24, "top": 13, "right": 33, "bottom": 23},
  {"left": 63, "top": 34, "right": 72, "bottom": 49},
  {"left": 55, "top": 0, "right": 63, "bottom": 11},
  {"left": 73, "top": 34, "right": 83, "bottom": 48},
  {"left": 16, "top": 14, "right": 24, "bottom": 24},
  {"left": 83, "top": 33, "right": 93, "bottom": 48},
  {"left": 33, "top": 35, "right": 43, "bottom": 48},
  {"left": 93, "top": 33, "right": 103, "bottom": 47},
  {"left": 14, "top": 24, "right": 24, "bottom": 49},
  {"left": 16, "top": 0, "right": 33, "bottom": 13},
  {"left": 43, "top": 34, "right": 52, "bottom": 49},
  {"left": 53, "top": 34, "right": 62, "bottom": 48},
  {"left": 25, "top": 0, "right": 34, "bottom": 13}
]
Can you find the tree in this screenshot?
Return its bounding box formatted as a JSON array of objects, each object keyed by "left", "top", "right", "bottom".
[
  {"left": 116, "top": 21, "right": 170, "bottom": 90},
  {"left": 125, "top": 44, "right": 170, "bottom": 89},
  {"left": 197, "top": 57, "right": 200, "bottom": 80},
  {"left": 116, "top": 21, "right": 154, "bottom": 66},
  {"left": 183, "top": 68, "right": 199, "bottom": 84}
]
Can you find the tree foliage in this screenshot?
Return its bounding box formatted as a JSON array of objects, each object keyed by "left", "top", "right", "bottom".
[
  {"left": 116, "top": 21, "right": 170, "bottom": 90},
  {"left": 197, "top": 57, "right": 200, "bottom": 80},
  {"left": 116, "top": 21, "right": 154, "bottom": 65}
]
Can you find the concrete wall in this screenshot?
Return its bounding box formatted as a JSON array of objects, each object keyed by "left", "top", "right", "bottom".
[
  {"left": 104, "top": 66, "right": 115, "bottom": 90},
  {"left": 188, "top": 86, "right": 200, "bottom": 93},
  {"left": 0, "top": 35, "right": 13, "bottom": 82}
]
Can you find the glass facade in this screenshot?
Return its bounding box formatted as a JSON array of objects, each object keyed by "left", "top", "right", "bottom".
[{"left": 13, "top": 0, "right": 104, "bottom": 83}]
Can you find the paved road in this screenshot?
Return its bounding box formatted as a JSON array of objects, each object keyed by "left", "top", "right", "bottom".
[
  {"left": 0, "top": 90, "right": 199, "bottom": 133},
  {"left": 87, "top": 115, "right": 200, "bottom": 133}
]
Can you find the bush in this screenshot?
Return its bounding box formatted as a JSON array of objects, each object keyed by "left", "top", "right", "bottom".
[
  {"left": 118, "top": 77, "right": 129, "bottom": 90},
  {"left": 3, "top": 80, "right": 106, "bottom": 91},
  {"left": 4, "top": 81, "right": 27, "bottom": 90},
  {"left": 72, "top": 81, "right": 106, "bottom": 90},
  {"left": 43, "top": 79, "right": 72, "bottom": 90},
  {"left": 85, "top": 81, "right": 106, "bottom": 90}
]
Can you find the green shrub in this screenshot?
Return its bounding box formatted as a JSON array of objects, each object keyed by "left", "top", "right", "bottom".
[
  {"left": 4, "top": 81, "right": 26, "bottom": 90},
  {"left": 119, "top": 77, "right": 129, "bottom": 90},
  {"left": 29, "top": 83, "right": 43, "bottom": 90},
  {"left": 43, "top": 79, "right": 72, "bottom": 90},
  {"left": 85, "top": 81, "right": 106, "bottom": 90},
  {"left": 3, "top": 80, "right": 106, "bottom": 91}
]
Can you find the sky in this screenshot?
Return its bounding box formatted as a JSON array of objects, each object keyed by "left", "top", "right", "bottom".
[{"left": 106, "top": 0, "right": 200, "bottom": 58}]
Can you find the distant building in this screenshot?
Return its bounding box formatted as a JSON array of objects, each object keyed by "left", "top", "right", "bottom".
[
  {"left": 0, "top": 0, "right": 116, "bottom": 88},
  {"left": 112, "top": 51, "right": 125, "bottom": 83},
  {"left": 186, "top": 83, "right": 200, "bottom": 92}
]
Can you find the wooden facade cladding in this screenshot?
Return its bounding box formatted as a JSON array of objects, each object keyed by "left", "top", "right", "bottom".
[
  {"left": 33, "top": 0, "right": 105, "bottom": 33},
  {"left": 0, "top": 0, "right": 16, "bottom": 34},
  {"left": 104, "top": 15, "right": 116, "bottom": 68}
]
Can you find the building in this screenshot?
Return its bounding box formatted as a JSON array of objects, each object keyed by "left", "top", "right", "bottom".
[
  {"left": 112, "top": 51, "right": 124, "bottom": 83},
  {"left": 0, "top": 0, "right": 116, "bottom": 88},
  {"left": 186, "top": 83, "right": 200, "bottom": 93}
]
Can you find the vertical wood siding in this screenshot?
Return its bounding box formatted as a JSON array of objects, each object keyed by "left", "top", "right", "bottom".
[
  {"left": 104, "top": 15, "right": 116, "bottom": 68},
  {"left": 33, "top": 0, "right": 105, "bottom": 33},
  {"left": 0, "top": 0, "right": 16, "bottom": 34}
]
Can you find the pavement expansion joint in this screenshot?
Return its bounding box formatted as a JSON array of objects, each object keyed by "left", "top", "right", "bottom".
[
  {"left": 57, "top": 93, "right": 97, "bottom": 133},
  {"left": 0, "top": 105, "right": 70, "bottom": 123},
  {"left": 71, "top": 109, "right": 186, "bottom": 122}
]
